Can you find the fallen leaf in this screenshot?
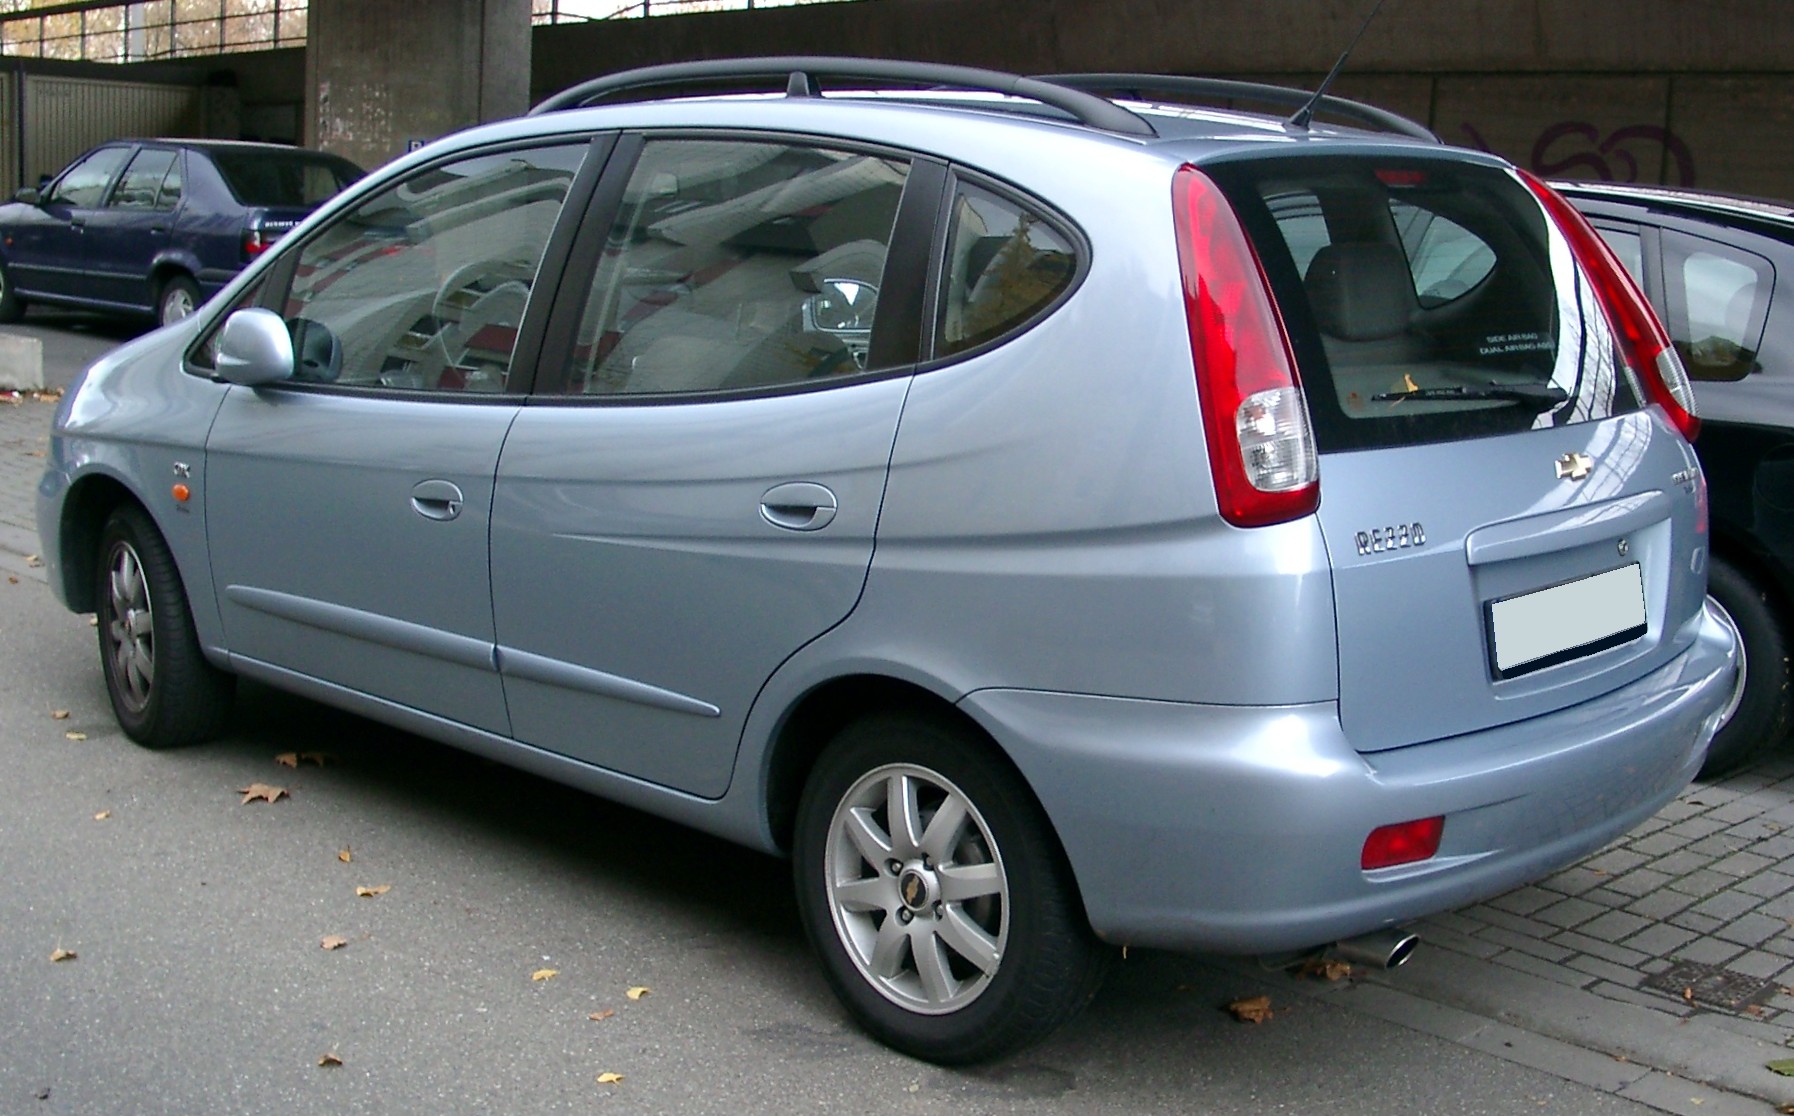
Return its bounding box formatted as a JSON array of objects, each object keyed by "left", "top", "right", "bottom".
[
  {"left": 1767, "top": 1058, "right": 1794, "bottom": 1076},
  {"left": 1683, "top": 986, "right": 1695, "bottom": 1002},
  {"left": 34, "top": 1087, "right": 49, "bottom": 1100},
  {"left": 88, "top": 616, "right": 97, "bottom": 626},
  {"left": 1299, "top": 958, "right": 1354, "bottom": 982},
  {"left": 588, "top": 1009, "right": 616, "bottom": 1021},
  {"left": 238, "top": 782, "right": 288, "bottom": 804},
  {"left": 320, "top": 935, "right": 349, "bottom": 951},
  {"left": 277, "top": 751, "right": 332, "bottom": 768},
  {"left": 1747, "top": 1003, "right": 1766, "bottom": 1016},
  {"left": 50, "top": 710, "right": 69, "bottom": 720},
  {"left": 317, "top": 1053, "right": 342, "bottom": 1068},
  {"left": 31, "top": 388, "right": 62, "bottom": 402},
  {"left": 355, "top": 884, "right": 391, "bottom": 898},
  {"left": 1777, "top": 1105, "right": 1794, "bottom": 1116},
  {"left": 24, "top": 554, "right": 41, "bottom": 567},
  {"left": 626, "top": 986, "right": 650, "bottom": 1001},
  {"left": 596, "top": 1072, "right": 624, "bottom": 1085},
  {"left": 1226, "top": 994, "right": 1273, "bottom": 1023},
  {"left": 93, "top": 810, "right": 111, "bottom": 821},
  {"left": 337, "top": 846, "right": 352, "bottom": 864},
  {"left": 49, "top": 948, "right": 76, "bottom": 963},
  {"left": 64, "top": 731, "right": 87, "bottom": 742},
  {"left": 5, "top": 576, "right": 16, "bottom": 585},
  {"left": 275, "top": 752, "right": 299, "bottom": 768},
  {"left": 532, "top": 968, "right": 559, "bottom": 982}
]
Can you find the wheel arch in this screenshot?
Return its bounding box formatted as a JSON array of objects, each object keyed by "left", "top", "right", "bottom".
[
  {"left": 1708, "top": 523, "right": 1794, "bottom": 621},
  {"left": 57, "top": 471, "right": 153, "bottom": 612},
  {"left": 761, "top": 674, "right": 1061, "bottom": 863}
]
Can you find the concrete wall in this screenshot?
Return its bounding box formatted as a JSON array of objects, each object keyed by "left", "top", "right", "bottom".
[
  {"left": 305, "top": 0, "right": 530, "bottom": 173},
  {"left": 528, "top": 0, "right": 1794, "bottom": 199}
]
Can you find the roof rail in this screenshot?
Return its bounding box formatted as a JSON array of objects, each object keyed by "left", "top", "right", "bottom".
[
  {"left": 1037, "top": 74, "right": 1439, "bottom": 143},
  {"left": 529, "top": 56, "right": 1158, "bottom": 138}
]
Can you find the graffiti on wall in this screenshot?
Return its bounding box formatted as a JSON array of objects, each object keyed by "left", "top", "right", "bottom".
[{"left": 1459, "top": 122, "right": 1696, "bottom": 187}]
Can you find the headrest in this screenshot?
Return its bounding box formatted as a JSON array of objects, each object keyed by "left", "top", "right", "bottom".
[{"left": 1304, "top": 242, "right": 1416, "bottom": 342}]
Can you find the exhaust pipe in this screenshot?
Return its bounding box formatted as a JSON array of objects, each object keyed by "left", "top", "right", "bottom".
[{"left": 1329, "top": 928, "right": 1420, "bottom": 970}]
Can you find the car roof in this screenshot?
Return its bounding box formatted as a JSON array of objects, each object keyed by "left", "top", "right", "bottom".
[{"left": 1554, "top": 179, "right": 1794, "bottom": 229}]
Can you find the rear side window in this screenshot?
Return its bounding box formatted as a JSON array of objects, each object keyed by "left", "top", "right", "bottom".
[
  {"left": 1661, "top": 230, "right": 1772, "bottom": 383},
  {"left": 1214, "top": 157, "right": 1647, "bottom": 452},
  {"left": 566, "top": 138, "right": 909, "bottom": 395},
  {"left": 110, "top": 148, "right": 178, "bottom": 211},
  {"left": 935, "top": 180, "right": 1077, "bottom": 357},
  {"left": 209, "top": 150, "right": 361, "bottom": 207}
]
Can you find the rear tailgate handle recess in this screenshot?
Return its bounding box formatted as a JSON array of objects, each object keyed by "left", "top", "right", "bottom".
[
  {"left": 411, "top": 479, "right": 465, "bottom": 522},
  {"left": 1465, "top": 491, "right": 1667, "bottom": 565},
  {"left": 760, "top": 482, "right": 838, "bottom": 532}
]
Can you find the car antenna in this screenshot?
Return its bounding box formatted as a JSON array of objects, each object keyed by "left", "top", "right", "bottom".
[{"left": 1288, "top": 0, "right": 1390, "bottom": 133}]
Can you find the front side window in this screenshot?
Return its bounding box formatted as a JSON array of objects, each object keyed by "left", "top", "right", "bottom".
[
  {"left": 274, "top": 144, "right": 585, "bottom": 393},
  {"left": 1661, "top": 230, "right": 1772, "bottom": 383},
  {"left": 935, "top": 180, "right": 1077, "bottom": 358},
  {"left": 566, "top": 138, "right": 909, "bottom": 395},
  {"left": 110, "top": 148, "right": 179, "bottom": 211},
  {"left": 49, "top": 146, "right": 130, "bottom": 208}
]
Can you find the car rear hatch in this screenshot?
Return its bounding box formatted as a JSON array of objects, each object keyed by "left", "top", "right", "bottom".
[{"left": 1204, "top": 151, "right": 1708, "bottom": 752}]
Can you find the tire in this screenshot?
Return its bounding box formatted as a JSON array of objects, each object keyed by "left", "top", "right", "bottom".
[
  {"left": 0, "top": 257, "right": 23, "bottom": 323},
  {"left": 95, "top": 505, "right": 234, "bottom": 748},
  {"left": 156, "top": 274, "right": 200, "bottom": 327},
  {"left": 793, "top": 712, "right": 1110, "bottom": 1064},
  {"left": 1699, "top": 557, "right": 1791, "bottom": 778}
]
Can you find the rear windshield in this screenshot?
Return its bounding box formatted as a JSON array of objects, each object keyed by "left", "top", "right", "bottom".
[
  {"left": 208, "top": 149, "right": 362, "bottom": 208},
  {"left": 1208, "top": 155, "right": 1646, "bottom": 452}
]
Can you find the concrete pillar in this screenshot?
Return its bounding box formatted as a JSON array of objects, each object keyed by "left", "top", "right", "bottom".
[{"left": 304, "top": 0, "right": 531, "bottom": 172}]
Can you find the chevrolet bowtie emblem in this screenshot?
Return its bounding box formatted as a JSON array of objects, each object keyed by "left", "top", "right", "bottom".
[{"left": 1555, "top": 452, "right": 1594, "bottom": 481}]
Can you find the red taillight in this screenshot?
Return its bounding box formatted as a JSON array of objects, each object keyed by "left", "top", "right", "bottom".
[
  {"left": 1518, "top": 170, "right": 1699, "bottom": 442},
  {"left": 242, "top": 227, "right": 268, "bottom": 259},
  {"left": 1361, "top": 816, "right": 1445, "bottom": 871},
  {"left": 1172, "top": 166, "right": 1318, "bottom": 528}
]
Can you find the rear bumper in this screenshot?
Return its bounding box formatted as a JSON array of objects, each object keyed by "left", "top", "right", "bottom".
[{"left": 961, "top": 601, "right": 1738, "bottom": 954}]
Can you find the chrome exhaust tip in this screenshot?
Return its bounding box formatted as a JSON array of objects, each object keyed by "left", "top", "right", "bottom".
[{"left": 1329, "top": 928, "right": 1420, "bottom": 970}]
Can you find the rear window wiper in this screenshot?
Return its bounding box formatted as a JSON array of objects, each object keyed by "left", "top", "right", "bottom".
[{"left": 1370, "top": 383, "right": 1569, "bottom": 413}]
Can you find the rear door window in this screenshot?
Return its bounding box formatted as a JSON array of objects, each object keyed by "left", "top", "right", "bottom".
[
  {"left": 1214, "top": 156, "right": 1646, "bottom": 452},
  {"left": 1660, "top": 230, "right": 1772, "bottom": 382}
]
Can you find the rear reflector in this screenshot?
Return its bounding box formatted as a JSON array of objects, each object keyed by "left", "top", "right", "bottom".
[
  {"left": 1173, "top": 165, "right": 1319, "bottom": 527},
  {"left": 1362, "top": 816, "right": 1445, "bottom": 870},
  {"left": 1519, "top": 171, "right": 1699, "bottom": 442}
]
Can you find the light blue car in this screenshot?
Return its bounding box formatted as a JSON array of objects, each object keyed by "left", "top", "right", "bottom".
[{"left": 35, "top": 58, "right": 1739, "bottom": 1063}]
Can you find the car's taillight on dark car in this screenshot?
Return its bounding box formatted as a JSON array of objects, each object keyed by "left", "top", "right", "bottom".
[
  {"left": 1520, "top": 170, "right": 1700, "bottom": 442},
  {"left": 1172, "top": 165, "right": 1319, "bottom": 528}
]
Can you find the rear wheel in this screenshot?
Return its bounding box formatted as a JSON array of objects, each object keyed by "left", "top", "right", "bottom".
[
  {"left": 793, "top": 712, "right": 1110, "bottom": 1064},
  {"left": 156, "top": 274, "right": 200, "bottom": 327},
  {"left": 95, "top": 505, "right": 234, "bottom": 747},
  {"left": 1699, "top": 557, "right": 1790, "bottom": 778}
]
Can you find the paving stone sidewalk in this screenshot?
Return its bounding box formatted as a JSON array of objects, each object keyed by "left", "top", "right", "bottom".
[{"left": 1420, "top": 756, "right": 1794, "bottom": 1049}]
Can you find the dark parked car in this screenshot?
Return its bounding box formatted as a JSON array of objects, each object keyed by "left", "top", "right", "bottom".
[
  {"left": 0, "top": 139, "right": 363, "bottom": 327},
  {"left": 1565, "top": 182, "right": 1794, "bottom": 776}
]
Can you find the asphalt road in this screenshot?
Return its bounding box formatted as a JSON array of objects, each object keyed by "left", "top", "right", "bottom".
[{"left": 0, "top": 307, "right": 1697, "bottom": 1114}]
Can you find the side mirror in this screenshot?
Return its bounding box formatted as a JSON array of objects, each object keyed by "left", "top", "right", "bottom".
[
  {"left": 214, "top": 308, "right": 294, "bottom": 386},
  {"left": 13, "top": 187, "right": 39, "bottom": 205}
]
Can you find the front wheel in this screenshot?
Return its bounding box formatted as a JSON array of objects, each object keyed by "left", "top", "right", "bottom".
[
  {"left": 95, "top": 506, "right": 234, "bottom": 747},
  {"left": 0, "top": 257, "right": 24, "bottom": 323},
  {"left": 793, "top": 712, "right": 1109, "bottom": 1064}
]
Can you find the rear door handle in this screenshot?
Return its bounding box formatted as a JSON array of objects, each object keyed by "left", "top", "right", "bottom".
[
  {"left": 411, "top": 479, "right": 465, "bottom": 521},
  {"left": 760, "top": 482, "right": 838, "bottom": 532}
]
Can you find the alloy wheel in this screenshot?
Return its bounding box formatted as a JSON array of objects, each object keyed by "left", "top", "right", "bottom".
[
  {"left": 104, "top": 539, "right": 155, "bottom": 713},
  {"left": 824, "top": 762, "right": 1009, "bottom": 1014}
]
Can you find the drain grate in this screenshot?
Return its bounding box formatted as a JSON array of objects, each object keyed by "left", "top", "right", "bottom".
[{"left": 1643, "top": 960, "right": 1778, "bottom": 1012}]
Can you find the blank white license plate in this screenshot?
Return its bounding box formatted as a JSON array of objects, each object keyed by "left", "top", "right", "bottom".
[{"left": 1487, "top": 564, "right": 1646, "bottom": 679}]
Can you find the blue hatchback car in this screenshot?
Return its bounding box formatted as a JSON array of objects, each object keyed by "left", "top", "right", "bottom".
[{"left": 0, "top": 139, "right": 362, "bottom": 327}]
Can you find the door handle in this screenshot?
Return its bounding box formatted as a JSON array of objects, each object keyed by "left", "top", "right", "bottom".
[
  {"left": 760, "top": 482, "right": 838, "bottom": 532},
  {"left": 411, "top": 479, "right": 465, "bottom": 521}
]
